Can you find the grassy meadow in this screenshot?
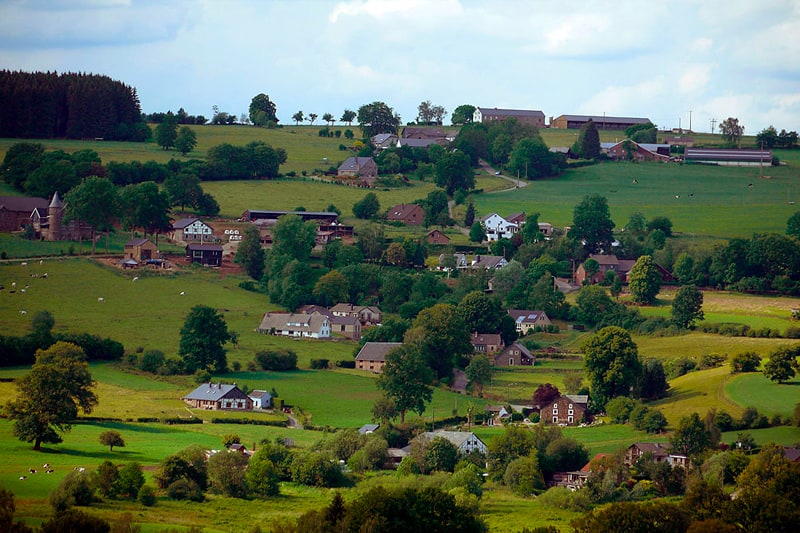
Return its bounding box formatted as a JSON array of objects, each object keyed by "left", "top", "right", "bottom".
[{"left": 2, "top": 125, "right": 800, "bottom": 529}]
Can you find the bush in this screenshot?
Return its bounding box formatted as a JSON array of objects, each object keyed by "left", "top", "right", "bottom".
[
  {"left": 665, "top": 357, "right": 696, "bottom": 379},
  {"left": 50, "top": 471, "right": 96, "bottom": 511},
  {"left": 536, "top": 486, "right": 592, "bottom": 512},
  {"left": 137, "top": 484, "right": 156, "bottom": 506},
  {"left": 731, "top": 352, "right": 761, "bottom": 373},
  {"left": 166, "top": 479, "right": 203, "bottom": 501},
  {"left": 699, "top": 353, "right": 726, "bottom": 370},
  {"left": 335, "top": 359, "right": 356, "bottom": 369},
  {"left": 310, "top": 358, "right": 329, "bottom": 369},
  {"left": 290, "top": 451, "right": 345, "bottom": 487},
  {"left": 255, "top": 349, "right": 298, "bottom": 371}
]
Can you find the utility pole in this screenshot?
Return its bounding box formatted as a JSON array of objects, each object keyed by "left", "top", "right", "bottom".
[
  {"left": 688, "top": 110, "right": 693, "bottom": 133},
  {"left": 710, "top": 118, "right": 717, "bottom": 134}
]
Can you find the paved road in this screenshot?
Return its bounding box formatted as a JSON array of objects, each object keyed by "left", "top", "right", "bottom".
[{"left": 479, "top": 159, "right": 528, "bottom": 192}]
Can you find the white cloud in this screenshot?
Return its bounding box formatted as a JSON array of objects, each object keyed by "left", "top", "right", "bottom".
[
  {"left": 580, "top": 79, "right": 667, "bottom": 117},
  {"left": 329, "top": 0, "right": 461, "bottom": 23},
  {"left": 678, "top": 64, "right": 712, "bottom": 94}
]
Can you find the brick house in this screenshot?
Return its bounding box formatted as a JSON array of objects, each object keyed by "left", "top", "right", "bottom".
[
  {"left": 0, "top": 196, "right": 49, "bottom": 232},
  {"left": 541, "top": 394, "right": 589, "bottom": 426},
  {"left": 470, "top": 332, "right": 505, "bottom": 354},
  {"left": 473, "top": 108, "right": 545, "bottom": 128},
  {"left": 386, "top": 204, "right": 424, "bottom": 225},
  {"left": 427, "top": 229, "right": 450, "bottom": 245}
]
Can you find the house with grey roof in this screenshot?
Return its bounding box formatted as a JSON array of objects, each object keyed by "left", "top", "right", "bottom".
[
  {"left": 182, "top": 382, "right": 253, "bottom": 410},
  {"left": 338, "top": 156, "right": 378, "bottom": 178},
  {"left": 473, "top": 107, "right": 545, "bottom": 128},
  {"left": 257, "top": 311, "right": 331, "bottom": 339},
  {"left": 248, "top": 389, "right": 272, "bottom": 409},
  {"left": 354, "top": 342, "right": 403, "bottom": 373},
  {"left": 371, "top": 133, "right": 398, "bottom": 150},
  {"left": 495, "top": 342, "right": 535, "bottom": 366},
  {"left": 507, "top": 310, "right": 552, "bottom": 334},
  {"left": 415, "top": 431, "right": 488, "bottom": 455},
  {"left": 469, "top": 255, "right": 508, "bottom": 270},
  {"left": 171, "top": 217, "right": 215, "bottom": 242},
  {"left": 541, "top": 394, "right": 589, "bottom": 426}
]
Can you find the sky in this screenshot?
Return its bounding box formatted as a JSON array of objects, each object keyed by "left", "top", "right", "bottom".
[{"left": 1, "top": 0, "right": 799, "bottom": 134}]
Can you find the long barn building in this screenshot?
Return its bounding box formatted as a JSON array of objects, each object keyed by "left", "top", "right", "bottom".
[{"left": 550, "top": 114, "right": 651, "bottom": 130}]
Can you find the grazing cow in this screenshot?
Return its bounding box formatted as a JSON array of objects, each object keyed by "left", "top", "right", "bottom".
[
  {"left": 19, "top": 476, "right": 26, "bottom": 480},
  {"left": 97, "top": 297, "right": 105, "bottom": 302},
  {"left": 29, "top": 468, "right": 36, "bottom": 474}
]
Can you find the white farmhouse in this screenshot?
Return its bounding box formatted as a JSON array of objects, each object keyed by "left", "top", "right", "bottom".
[{"left": 480, "top": 213, "right": 518, "bottom": 241}]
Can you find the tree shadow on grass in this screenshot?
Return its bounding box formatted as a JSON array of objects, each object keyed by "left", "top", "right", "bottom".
[
  {"left": 77, "top": 421, "right": 186, "bottom": 434},
  {"left": 50, "top": 448, "right": 145, "bottom": 461}
]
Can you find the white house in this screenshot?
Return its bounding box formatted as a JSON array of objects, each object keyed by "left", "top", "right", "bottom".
[
  {"left": 172, "top": 218, "right": 215, "bottom": 242},
  {"left": 256, "top": 312, "right": 331, "bottom": 339},
  {"left": 248, "top": 390, "right": 272, "bottom": 409},
  {"left": 416, "top": 431, "right": 488, "bottom": 455},
  {"left": 480, "top": 213, "right": 518, "bottom": 241}
]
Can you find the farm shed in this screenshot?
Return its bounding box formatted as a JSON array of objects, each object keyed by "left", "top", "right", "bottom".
[
  {"left": 550, "top": 114, "right": 651, "bottom": 130},
  {"left": 473, "top": 107, "right": 545, "bottom": 128},
  {"left": 186, "top": 243, "right": 223, "bottom": 267},
  {"left": 684, "top": 148, "right": 772, "bottom": 167}
]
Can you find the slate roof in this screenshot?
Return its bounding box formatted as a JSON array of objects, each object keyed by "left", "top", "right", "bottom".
[
  {"left": 183, "top": 383, "right": 246, "bottom": 402},
  {"left": 332, "top": 315, "right": 359, "bottom": 326},
  {"left": 355, "top": 342, "right": 403, "bottom": 362},
  {"left": 565, "top": 394, "right": 589, "bottom": 405},
  {"left": 783, "top": 447, "right": 800, "bottom": 462},
  {"left": 477, "top": 108, "right": 545, "bottom": 118},
  {"left": 125, "top": 238, "right": 153, "bottom": 247},
  {"left": 559, "top": 115, "right": 650, "bottom": 125},
  {"left": 418, "top": 431, "right": 486, "bottom": 449},
  {"left": 359, "top": 423, "right": 380, "bottom": 434},
  {"left": 257, "top": 312, "right": 329, "bottom": 334},
  {"left": 631, "top": 442, "right": 672, "bottom": 457},
  {"left": 471, "top": 255, "right": 507, "bottom": 269},
  {"left": 172, "top": 217, "right": 199, "bottom": 229},
  {"left": 501, "top": 342, "right": 534, "bottom": 359},
  {"left": 508, "top": 310, "right": 548, "bottom": 324},
  {"left": 186, "top": 243, "right": 223, "bottom": 252},
  {"left": 248, "top": 390, "right": 271, "bottom": 400},
  {"left": 372, "top": 133, "right": 396, "bottom": 144},
  {"left": 471, "top": 332, "right": 503, "bottom": 346},
  {"left": 396, "top": 138, "right": 443, "bottom": 148},
  {"left": 339, "top": 157, "right": 376, "bottom": 172},
  {"left": 386, "top": 203, "right": 422, "bottom": 221},
  {"left": 0, "top": 195, "right": 49, "bottom": 212},
  {"left": 297, "top": 304, "right": 332, "bottom": 318}
]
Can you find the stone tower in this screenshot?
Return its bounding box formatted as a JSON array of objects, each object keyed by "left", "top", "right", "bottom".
[{"left": 47, "top": 191, "right": 63, "bottom": 241}]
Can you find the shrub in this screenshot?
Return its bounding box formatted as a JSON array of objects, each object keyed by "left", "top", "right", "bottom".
[
  {"left": 536, "top": 486, "right": 592, "bottom": 512},
  {"left": 665, "top": 357, "right": 696, "bottom": 379},
  {"left": 699, "top": 353, "right": 726, "bottom": 370},
  {"left": 335, "top": 359, "right": 356, "bottom": 368},
  {"left": 255, "top": 349, "right": 298, "bottom": 371},
  {"left": 503, "top": 455, "right": 545, "bottom": 496},
  {"left": 166, "top": 479, "right": 203, "bottom": 501},
  {"left": 290, "top": 451, "right": 344, "bottom": 487},
  {"left": 137, "top": 484, "right": 156, "bottom": 506},
  {"left": 731, "top": 352, "right": 761, "bottom": 373},
  {"left": 50, "top": 471, "right": 96, "bottom": 511},
  {"left": 310, "top": 358, "right": 329, "bottom": 369},
  {"left": 138, "top": 349, "right": 165, "bottom": 373}
]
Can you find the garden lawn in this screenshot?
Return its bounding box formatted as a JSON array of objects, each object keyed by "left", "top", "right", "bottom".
[
  {"left": 485, "top": 360, "right": 584, "bottom": 402},
  {"left": 724, "top": 372, "right": 800, "bottom": 417}
]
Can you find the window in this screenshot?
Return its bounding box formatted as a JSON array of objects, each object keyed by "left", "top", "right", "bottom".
[
  {"left": 568, "top": 416, "right": 574, "bottom": 424},
  {"left": 553, "top": 416, "right": 558, "bottom": 424},
  {"left": 553, "top": 403, "right": 558, "bottom": 409},
  {"left": 568, "top": 404, "right": 573, "bottom": 409},
  {"left": 509, "top": 358, "right": 514, "bottom": 365},
  {"left": 553, "top": 409, "right": 558, "bottom": 415},
  {"left": 568, "top": 410, "right": 574, "bottom": 415}
]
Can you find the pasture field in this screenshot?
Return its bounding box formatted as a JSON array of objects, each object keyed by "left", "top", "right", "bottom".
[
  {"left": 724, "top": 372, "right": 800, "bottom": 417},
  {"left": 473, "top": 157, "right": 800, "bottom": 239},
  {"left": 651, "top": 365, "right": 745, "bottom": 421}
]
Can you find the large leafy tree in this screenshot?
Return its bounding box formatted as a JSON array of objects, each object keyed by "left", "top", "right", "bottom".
[
  {"left": 63, "top": 176, "right": 119, "bottom": 255},
  {"left": 719, "top": 117, "right": 744, "bottom": 145},
  {"left": 271, "top": 214, "right": 317, "bottom": 261},
  {"left": 340, "top": 109, "right": 356, "bottom": 126},
  {"left": 465, "top": 354, "right": 493, "bottom": 396},
  {"left": 164, "top": 171, "right": 202, "bottom": 213},
  {"left": 434, "top": 151, "right": 474, "bottom": 195},
  {"left": 155, "top": 111, "right": 178, "bottom": 150},
  {"left": 583, "top": 326, "right": 642, "bottom": 410},
  {"left": 234, "top": 224, "right": 265, "bottom": 280},
  {"left": 508, "top": 136, "right": 561, "bottom": 179},
  {"left": 628, "top": 255, "right": 662, "bottom": 304},
  {"left": 670, "top": 412, "right": 712, "bottom": 457},
  {"left": 1, "top": 142, "right": 44, "bottom": 190},
  {"left": 352, "top": 192, "right": 380, "bottom": 219},
  {"left": 763, "top": 346, "right": 799, "bottom": 383},
  {"left": 451, "top": 104, "right": 476, "bottom": 125},
  {"left": 249, "top": 93, "right": 278, "bottom": 126},
  {"left": 179, "top": 305, "right": 233, "bottom": 373},
  {"left": 456, "top": 291, "right": 506, "bottom": 334},
  {"left": 6, "top": 341, "right": 98, "bottom": 450},
  {"left": 118, "top": 181, "right": 171, "bottom": 241},
  {"left": 357, "top": 101, "right": 400, "bottom": 137},
  {"left": 174, "top": 126, "right": 197, "bottom": 156},
  {"left": 408, "top": 303, "right": 473, "bottom": 379},
  {"left": 569, "top": 194, "right": 615, "bottom": 253},
  {"left": 671, "top": 284, "right": 704, "bottom": 328},
  {"left": 208, "top": 449, "right": 250, "bottom": 498},
  {"left": 376, "top": 344, "right": 433, "bottom": 423}
]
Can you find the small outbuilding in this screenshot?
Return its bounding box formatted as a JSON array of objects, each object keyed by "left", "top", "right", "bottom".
[
  {"left": 124, "top": 238, "right": 159, "bottom": 263},
  {"left": 186, "top": 243, "right": 223, "bottom": 267}
]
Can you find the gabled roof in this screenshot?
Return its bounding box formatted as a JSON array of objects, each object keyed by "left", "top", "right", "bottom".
[
  {"left": 297, "top": 304, "right": 332, "bottom": 317},
  {"left": 396, "top": 138, "right": 443, "bottom": 148},
  {"left": 387, "top": 203, "right": 422, "bottom": 220},
  {"left": 471, "top": 332, "right": 503, "bottom": 346},
  {"left": 401, "top": 127, "right": 448, "bottom": 139},
  {"left": 565, "top": 394, "right": 589, "bottom": 405},
  {"left": 508, "top": 310, "right": 548, "bottom": 323},
  {"left": 783, "top": 447, "right": 800, "bottom": 462},
  {"left": 501, "top": 342, "right": 534, "bottom": 359},
  {"left": 418, "top": 430, "right": 486, "bottom": 449},
  {"left": 331, "top": 315, "right": 359, "bottom": 326},
  {"left": 359, "top": 423, "right": 380, "bottom": 434},
  {"left": 372, "top": 133, "right": 396, "bottom": 144},
  {"left": 248, "top": 390, "right": 272, "bottom": 399},
  {"left": 258, "top": 312, "right": 329, "bottom": 333},
  {"left": 471, "top": 255, "right": 507, "bottom": 269},
  {"left": 355, "top": 342, "right": 403, "bottom": 362},
  {"left": 477, "top": 108, "right": 545, "bottom": 118},
  {"left": 125, "top": 238, "right": 154, "bottom": 247},
  {"left": 172, "top": 217, "right": 200, "bottom": 229},
  {"left": 0, "top": 195, "right": 49, "bottom": 212},
  {"left": 331, "top": 303, "right": 359, "bottom": 314},
  {"left": 183, "top": 382, "right": 248, "bottom": 402},
  {"left": 339, "top": 156, "right": 376, "bottom": 172},
  {"left": 581, "top": 453, "right": 613, "bottom": 472}
]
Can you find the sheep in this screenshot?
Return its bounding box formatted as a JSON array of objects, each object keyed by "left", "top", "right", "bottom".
[
  {"left": 20, "top": 262, "right": 27, "bottom": 267},
  {"left": 42, "top": 272, "right": 48, "bottom": 278},
  {"left": 132, "top": 276, "right": 139, "bottom": 282},
  {"left": 180, "top": 291, "right": 186, "bottom": 296},
  {"left": 11, "top": 282, "right": 16, "bottom": 288},
  {"left": 20, "top": 289, "right": 26, "bottom": 293},
  {"left": 19, "top": 310, "right": 27, "bottom": 315},
  {"left": 19, "top": 476, "right": 26, "bottom": 481},
  {"left": 39, "top": 260, "right": 44, "bottom": 265},
  {"left": 97, "top": 297, "right": 105, "bottom": 303},
  {"left": 43, "top": 463, "right": 50, "bottom": 468}
]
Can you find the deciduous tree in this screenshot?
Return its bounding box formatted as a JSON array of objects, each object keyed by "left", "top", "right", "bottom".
[
  {"left": 179, "top": 305, "right": 233, "bottom": 373},
  {"left": 352, "top": 192, "right": 380, "bottom": 219},
  {"left": 465, "top": 354, "right": 493, "bottom": 396},
  {"left": 719, "top": 117, "right": 744, "bottom": 145},
  {"left": 670, "top": 412, "right": 712, "bottom": 457},
  {"left": 6, "top": 342, "right": 98, "bottom": 450},
  {"left": 763, "top": 346, "right": 798, "bottom": 383},
  {"left": 583, "top": 326, "right": 642, "bottom": 410},
  {"left": 434, "top": 151, "right": 474, "bottom": 195},
  {"left": 569, "top": 194, "right": 615, "bottom": 253},
  {"left": 155, "top": 112, "right": 178, "bottom": 150},
  {"left": 249, "top": 93, "right": 278, "bottom": 126},
  {"left": 340, "top": 109, "right": 356, "bottom": 126},
  {"left": 451, "top": 104, "right": 476, "bottom": 125},
  {"left": 376, "top": 344, "right": 433, "bottom": 423},
  {"left": 234, "top": 224, "right": 265, "bottom": 280},
  {"left": 409, "top": 303, "right": 473, "bottom": 379},
  {"left": 63, "top": 176, "right": 119, "bottom": 255},
  {"left": 357, "top": 101, "right": 400, "bottom": 137},
  {"left": 671, "top": 284, "right": 704, "bottom": 328},
  {"left": 174, "top": 126, "right": 197, "bottom": 156},
  {"left": 99, "top": 430, "right": 125, "bottom": 452},
  {"left": 208, "top": 449, "right": 250, "bottom": 498},
  {"left": 628, "top": 255, "right": 661, "bottom": 304}
]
